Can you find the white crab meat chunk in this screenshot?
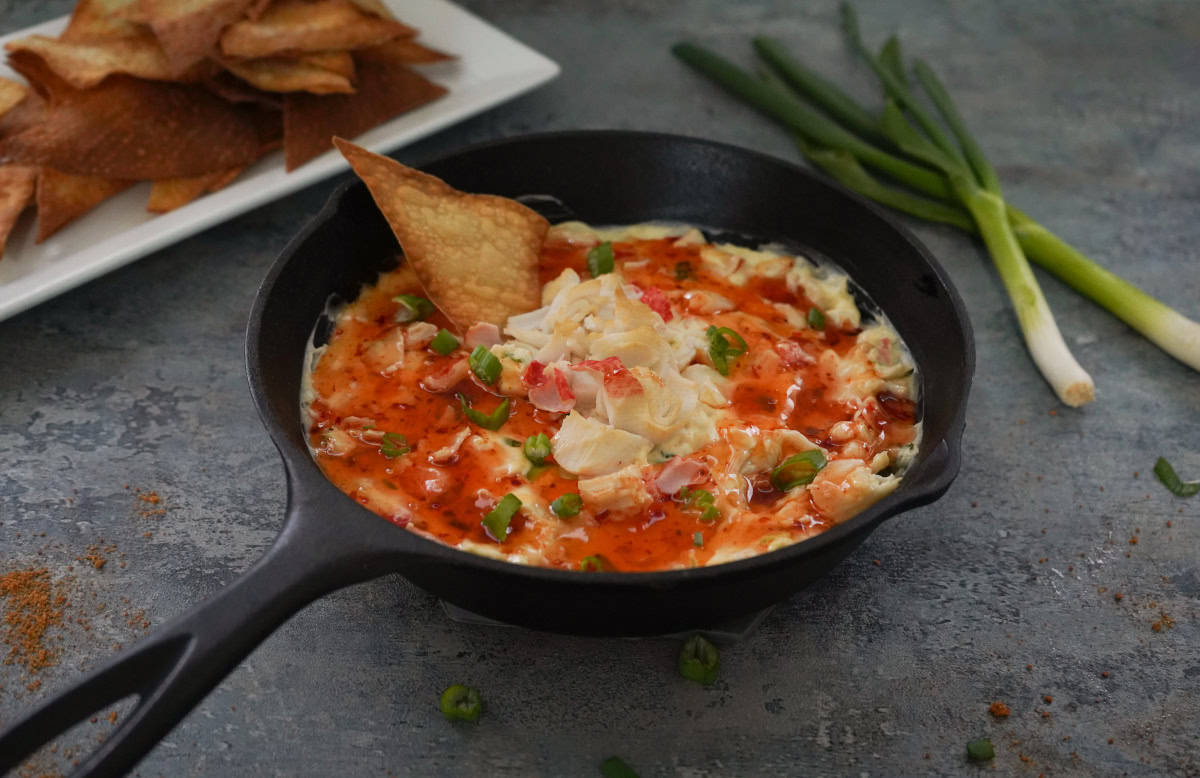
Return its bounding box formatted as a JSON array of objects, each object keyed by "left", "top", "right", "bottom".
[
  {"left": 551, "top": 411, "right": 651, "bottom": 477},
  {"left": 808, "top": 458, "right": 900, "bottom": 522},
  {"left": 578, "top": 465, "right": 652, "bottom": 512}
]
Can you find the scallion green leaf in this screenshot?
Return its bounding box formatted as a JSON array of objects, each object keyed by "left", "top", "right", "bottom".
[
  {"left": 587, "top": 242, "right": 615, "bottom": 276},
  {"left": 770, "top": 450, "right": 827, "bottom": 490},
  {"left": 579, "top": 555, "right": 609, "bottom": 572},
  {"left": 600, "top": 756, "right": 640, "bottom": 778},
  {"left": 693, "top": 531, "right": 704, "bottom": 547},
  {"left": 468, "top": 345, "right": 502, "bottom": 384},
  {"left": 523, "top": 433, "right": 552, "bottom": 465},
  {"left": 551, "top": 493, "right": 582, "bottom": 518},
  {"left": 678, "top": 486, "right": 720, "bottom": 522},
  {"left": 379, "top": 432, "right": 410, "bottom": 458},
  {"left": 503, "top": 437, "right": 522, "bottom": 447},
  {"left": 429, "top": 328, "right": 459, "bottom": 356},
  {"left": 705, "top": 325, "right": 748, "bottom": 376},
  {"left": 393, "top": 294, "right": 434, "bottom": 322},
  {"left": 458, "top": 394, "right": 510, "bottom": 431},
  {"left": 481, "top": 493, "right": 521, "bottom": 542},
  {"left": 966, "top": 738, "right": 995, "bottom": 762},
  {"left": 678, "top": 634, "right": 719, "bottom": 685},
  {"left": 1153, "top": 457, "right": 1199, "bottom": 498},
  {"left": 807, "top": 306, "right": 826, "bottom": 330},
  {"left": 439, "top": 684, "right": 482, "bottom": 722},
  {"left": 525, "top": 464, "right": 549, "bottom": 481}
]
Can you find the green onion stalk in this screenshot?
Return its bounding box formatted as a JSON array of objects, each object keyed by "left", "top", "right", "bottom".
[{"left": 671, "top": 11, "right": 1200, "bottom": 401}]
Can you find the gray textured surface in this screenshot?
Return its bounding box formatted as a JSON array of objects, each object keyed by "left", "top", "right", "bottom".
[{"left": 2, "top": 1, "right": 1198, "bottom": 776}]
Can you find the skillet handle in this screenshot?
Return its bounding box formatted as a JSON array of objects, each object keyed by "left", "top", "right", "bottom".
[{"left": 0, "top": 490, "right": 396, "bottom": 778}]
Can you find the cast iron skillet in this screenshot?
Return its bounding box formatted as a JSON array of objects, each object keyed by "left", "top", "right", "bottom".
[{"left": 0, "top": 131, "right": 973, "bottom": 777}]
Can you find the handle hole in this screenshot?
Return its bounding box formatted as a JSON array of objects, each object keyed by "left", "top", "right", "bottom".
[{"left": 15, "top": 693, "right": 140, "bottom": 777}]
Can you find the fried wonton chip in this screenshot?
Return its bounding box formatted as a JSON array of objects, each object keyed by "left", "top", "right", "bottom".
[
  {"left": 0, "top": 75, "right": 268, "bottom": 179},
  {"left": 0, "top": 165, "right": 37, "bottom": 257},
  {"left": 138, "top": 0, "right": 261, "bottom": 72},
  {"left": 146, "top": 164, "right": 243, "bottom": 212},
  {"left": 358, "top": 37, "right": 454, "bottom": 66},
  {"left": 283, "top": 57, "right": 444, "bottom": 170},
  {"left": 220, "top": 0, "right": 414, "bottom": 59},
  {"left": 35, "top": 167, "right": 133, "bottom": 242},
  {"left": 221, "top": 55, "right": 354, "bottom": 94},
  {"left": 333, "top": 138, "right": 545, "bottom": 328},
  {"left": 300, "top": 50, "right": 355, "bottom": 78},
  {"left": 4, "top": 33, "right": 212, "bottom": 89},
  {"left": 63, "top": 0, "right": 147, "bottom": 42},
  {"left": 0, "top": 78, "right": 28, "bottom": 120}
]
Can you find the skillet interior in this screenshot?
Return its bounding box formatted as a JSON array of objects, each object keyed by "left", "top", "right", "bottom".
[{"left": 249, "top": 130, "right": 974, "bottom": 636}]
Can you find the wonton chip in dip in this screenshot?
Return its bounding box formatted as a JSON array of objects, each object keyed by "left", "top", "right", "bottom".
[{"left": 302, "top": 220, "right": 921, "bottom": 572}]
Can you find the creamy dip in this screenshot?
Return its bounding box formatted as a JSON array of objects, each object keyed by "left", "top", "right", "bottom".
[{"left": 302, "top": 223, "right": 920, "bottom": 571}]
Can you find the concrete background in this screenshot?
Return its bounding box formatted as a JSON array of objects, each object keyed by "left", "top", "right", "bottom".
[{"left": 2, "top": 1, "right": 1198, "bottom": 775}]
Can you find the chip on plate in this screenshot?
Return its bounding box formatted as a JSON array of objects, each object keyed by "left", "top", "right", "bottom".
[
  {"left": 220, "top": 0, "right": 414, "bottom": 59},
  {"left": 146, "top": 165, "right": 244, "bottom": 213},
  {"left": 282, "top": 56, "right": 444, "bottom": 170},
  {"left": 333, "top": 138, "right": 545, "bottom": 329},
  {"left": 139, "top": 0, "right": 263, "bottom": 73},
  {"left": 35, "top": 166, "right": 133, "bottom": 242},
  {"left": 220, "top": 55, "right": 354, "bottom": 94},
  {"left": 0, "top": 164, "right": 36, "bottom": 256}
]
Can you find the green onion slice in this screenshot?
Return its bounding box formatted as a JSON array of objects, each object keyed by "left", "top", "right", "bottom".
[
  {"left": 468, "top": 345, "right": 502, "bottom": 384},
  {"left": 503, "top": 437, "right": 522, "bottom": 447},
  {"left": 458, "top": 394, "right": 510, "bottom": 431},
  {"left": 393, "top": 294, "right": 434, "bottom": 322},
  {"left": 807, "top": 306, "right": 826, "bottom": 330},
  {"left": 523, "top": 433, "right": 552, "bottom": 465},
  {"left": 674, "top": 261, "right": 693, "bottom": 281},
  {"left": 481, "top": 493, "right": 522, "bottom": 542},
  {"left": 379, "top": 432, "right": 410, "bottom": 458},
  {"left": 693, "top": 531, "right": 703, "bottom": 547},
  {"left": 439, "top": 684, "right": 482, "bottom": 722},
  {"left": 1154, "top": 457, "right": 1199, "bottom": 497},
  {"left": 678, "top": 634, "right": 719, "bottom": 685},
  {"left": 429, "top": 328, "right": 459, "bottom": 355},
  {"left": 579, "top": 554, "right": 609, "bottom": 572},
  {"left": 587, "top": 242, "right": 615, "bottom": 276},
  {"left": 678, "top": 486, "right": 720, "bottom": 522},
  {"left": 770, "top": 449, "right": 827, "bottom": 491},
  {"left": 525, "top": 464, "right": 549, "bottom": 481},
  {"left": 705, "top": 325, "right": 748, "bottom": 376},
  {"left": 600, "top": 756, "right": 641, "bottom": 778},
  {"left": 550, "top": 493, "right": 582, "bottom": 517},
  {"left": 966, "top": 738, "right": 995, "bottom": 762}
]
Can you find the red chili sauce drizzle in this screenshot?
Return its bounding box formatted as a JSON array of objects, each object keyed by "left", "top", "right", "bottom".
[{"left": 305, "top": 232, "right": 918, "bottom": 572}]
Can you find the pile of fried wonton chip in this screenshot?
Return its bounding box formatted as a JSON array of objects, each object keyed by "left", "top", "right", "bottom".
[{"left": 0, "top": 0, "right": 451, "bottom": 257}]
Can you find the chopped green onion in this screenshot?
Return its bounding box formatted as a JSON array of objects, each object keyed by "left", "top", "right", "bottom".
[
  {"left": 458, "top": 394, "right": 510, "bottom": 431},
  {"left": 439, "top": 684, "right": 482, "bottom": 722},
  {"left": 600, "top": 756, "right": 641, "bottom": 778},
  {"left": 693, "top": 531, "right": 703, "bottom": 548},
  {"left": 429, "top": 328, "right": 459, "bottom": 356},
  {"left": 587, "top": 241, "right": 615, "bottom": 276},
  {"left": 1153, "top": 457, "right": 1199, "bottom": 498},
  {"left": 379, "top": 432, "right": 410, "bottom": 458},
  {"left": 481, "top": 493, "right": 521, "bottom": 542},
  {"left": 674, "top": 261, "right": 693, "bottom": 280},
  {"left": 770, "top": 450, "right": 827, "bottom": 490},
  {"left": 579, "top": 555, "right": 609, "bottom": 572},
  {"left": 525, "top": 464, "right": 549, "bottom": 481},
  {"left": 393, "top": 294, "right": 434, "bottom": 322},
  {"left": 468, "top": 345, "right": 502, "bottom": 384},
  {"left": 551, "top": 493, "right": 582, "bottom": 518},
  {"left": 966, "top": 738, "right": 995, "bottom": 762},
  {"left": 678, "top": 486, "right": 720, "bottom": 522},
  {"left": 503, "top": 437, "right": 522, "bottom": 447},
  {"left": 807, "top": 306, "right": 826, "bottom": 330},
  {"left": 383, "top": 479, "right": 398, "bottom": 490},
  {"left": 678, "top": 634, "right": 719, "bottom": 685},
  {"left": 523, "top": 433, "right": 552, "bottom": 465},
  {"left": 705, "top": 325, "right": 748, "bottom": 376}
]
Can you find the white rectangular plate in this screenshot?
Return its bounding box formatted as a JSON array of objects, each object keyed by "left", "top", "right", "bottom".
[{"left": 0, "top": 0, "right": 559, "bottom": 322}]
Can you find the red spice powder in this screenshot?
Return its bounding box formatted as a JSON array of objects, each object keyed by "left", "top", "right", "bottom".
[
  {"left": 0, "top": 567, "right": 65, "bottom": 674},
  {"left": 989, "top": 701, "right": 1011, "bottom": 718}
]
